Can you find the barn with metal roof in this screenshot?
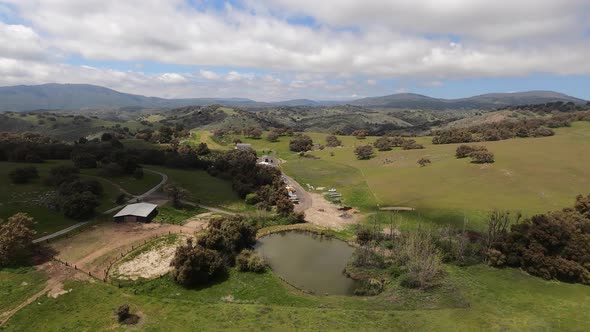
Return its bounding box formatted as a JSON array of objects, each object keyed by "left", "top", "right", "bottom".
[{"left": 114, "top": 202, "right": 158, "bottom": 223}]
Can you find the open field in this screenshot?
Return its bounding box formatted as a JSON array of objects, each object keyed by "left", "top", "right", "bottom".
[
  {"left": 2, "top": 260, "right": 590, "bottom": 331},
  {"left": 0, "top": 161, "right": 125, "bottom": 236},
  {"left": 0, "top": 267, "right": 47, "bottom": 313},
  {"left": 80, "top": 168, "right": 162, "bottom": 196},
  {"left": 148, "top": 166, "right": 251, "bottom": 212},
  {"left": 197, "top": 122, "right": 590, "bottom": 229}
]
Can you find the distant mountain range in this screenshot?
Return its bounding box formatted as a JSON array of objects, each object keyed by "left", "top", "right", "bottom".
[{"left": 0, "top": 83, "right": 586, "bottom": 112}]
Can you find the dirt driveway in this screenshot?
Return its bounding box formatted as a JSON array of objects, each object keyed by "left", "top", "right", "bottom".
[{"left": 304, "top": 193, "right": 360, "bottom": 230}]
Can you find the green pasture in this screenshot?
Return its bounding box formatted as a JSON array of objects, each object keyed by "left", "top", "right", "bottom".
[
  {"left": 2, "top": 262, "right": 589, "bottom": 331},
  {"left": 149, "top": 166, "right": 250, "bottom": 212},
  {"left": 190, "top": 123, "right": 590, "bottom": 229}
]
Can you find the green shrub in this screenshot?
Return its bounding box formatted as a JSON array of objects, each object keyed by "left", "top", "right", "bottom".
[
  {"left": 9, "top": 166, "right": 39, "bottom": 184},
  {"left": 235, "top": 249, "right": 265, "bottom": 272},
  {"left": 353, "top": 278, "right": 384, "bottom": 296},
  {"left": 245, "top": 193, "right": 260, "bottom": 205}
]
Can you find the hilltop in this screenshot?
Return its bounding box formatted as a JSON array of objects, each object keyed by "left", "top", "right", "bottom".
[{"left": 0, "top": 83, "right": 586, "bottom": 112}]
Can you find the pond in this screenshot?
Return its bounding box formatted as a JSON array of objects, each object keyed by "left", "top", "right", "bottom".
[{"left": 255, "top": 231, "right": 358, "bottom": 295}]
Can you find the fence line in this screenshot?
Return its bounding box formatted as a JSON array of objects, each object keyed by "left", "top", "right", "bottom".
[{"left": 48, "top": 230, "right": 191, "bottom": 284}]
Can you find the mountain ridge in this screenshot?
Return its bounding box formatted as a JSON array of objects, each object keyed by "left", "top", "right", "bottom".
[{"left": 0, "top": 83, "right": 586, "bottom": 112}]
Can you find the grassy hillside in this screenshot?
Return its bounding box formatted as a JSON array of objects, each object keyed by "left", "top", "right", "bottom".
[
  {"left": 193, "top": 122, "right": 590, "bottom": 229},
  {"left": 0, "top": 112, "right": 147, "bottom": 141},
  {"left": 2, "top": 263, "right": 589, "bottom": 331}
]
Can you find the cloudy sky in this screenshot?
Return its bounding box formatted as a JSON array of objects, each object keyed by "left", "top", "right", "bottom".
[{"left": 1, "top": 0, "right": 590, "bottom": 101}]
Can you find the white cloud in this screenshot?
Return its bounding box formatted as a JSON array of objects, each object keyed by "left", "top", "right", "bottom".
[
  {"left": 158, "top": 73, "right": 187, "bottom": 84},
  {"left": 1, "top": 0, "right": 590, "bottom": 100},
  {"left": 199, "top": 70, "right": 220, "bottom": 80}
]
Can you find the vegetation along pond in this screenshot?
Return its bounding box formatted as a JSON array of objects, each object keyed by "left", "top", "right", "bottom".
[{"left": 255, "top": 231, "right": 358, "bottom": 295}]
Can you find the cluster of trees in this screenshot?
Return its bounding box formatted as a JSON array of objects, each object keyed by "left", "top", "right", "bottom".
[
  {"left": 170, "top": 216, "right": 261, "bottom": 287},
  {"left": 289, "top": 135, "right": 313, "bottom": 152},
  {"left": 266, "top": 127, "right": 294, "bottom": 142},
  {"left": 212, "top": 149, "right": 294, "bottom": 215},
  {"left": 352, "top": 130, "right": 369, "bottom": 139},
  {"left": 487, "top": 194, "right": 590, "bottom": 284},
  {"left": 432, "top": 111, "right": 590, "bottom": 145},
  {"left": 2, "top": 132, "right": 292, "bottom": 218},
  {"left": 48, "top": 166, "right": 102, "bottom": 219},
  {"left": 134, "top": 125, "right": 190, "bottom": 144},
  {"left": 325, "top": 135, "right": 342, "bottom": 147},
  {"left": 69, "top": 144, "right": 144, "bottom": 179},
  {"left": 9, "top": 166, "right": 39, "bottom": 184},
  {"left": 373, "top": 136, "right": 424, "bottom": 151},
  {"left": 0, "top": 132, "right": 70, "bottom": 163},
  {"left": 455, "top": 145, "right": 494, "bottom": 163},
  {"left": 354, "top": 145, "right": 374, "bottom": 160},
  {"left": 243, "top": 127, "right": 263, "bottom": 139},
  {"left": 0, "top": 213, "right": 36, "bottom": 267},
  {"left": 498, "top": 101, "right": 589, "bottom": 113}
]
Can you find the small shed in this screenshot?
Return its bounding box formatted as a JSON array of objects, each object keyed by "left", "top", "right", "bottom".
[{"left": 114, "top": 203, "right": 158, "bottom": 223}]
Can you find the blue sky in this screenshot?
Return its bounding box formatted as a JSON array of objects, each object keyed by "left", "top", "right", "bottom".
[{"left": 1, "top": 0, "right": 590, "bottom": 101}]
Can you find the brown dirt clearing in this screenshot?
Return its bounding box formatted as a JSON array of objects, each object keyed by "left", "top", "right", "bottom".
[
  {"left": 304, "top": 193, "right": 360, "bottom": 230},
  {"left": 50, "top": 221, "right": 196, "bottom": 280},
  {"left": 114, "top": 234, "right": 189, "bottom": 281}
]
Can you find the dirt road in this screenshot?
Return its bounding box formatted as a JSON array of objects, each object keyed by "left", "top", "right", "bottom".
[
  {"left": 283, "top": 175, "right": 312, "bottom": 213},
  {"left": 33, "top": 168, "right": 169, "bottom": 244}
]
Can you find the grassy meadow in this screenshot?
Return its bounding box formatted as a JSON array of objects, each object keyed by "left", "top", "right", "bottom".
[
  {"left": 148, "top": 166, "right": 251, "bottom": 212},
  {"left": 0, "top": 160, "right": 163, "bottom": 236},
  {"left": 196, "top": 122, "right": 590, "bottom": 229},
  {"left": 2, "top": 262, "right": 590, "bottom": 331}
]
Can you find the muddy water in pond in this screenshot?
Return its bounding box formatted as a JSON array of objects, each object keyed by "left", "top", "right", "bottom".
[{"left": 255, "top": 232, "right": 358, "bottom": 295}]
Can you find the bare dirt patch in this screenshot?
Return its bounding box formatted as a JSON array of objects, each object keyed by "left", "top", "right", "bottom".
[
  {"left": 304, "top": 193, "right": 360, "bottom": 230},
  {"left": 50, "top": 221, "right": 196, "bottom": 280},
  {"left": 114, "top": 235, "right": 188, "bottom": 280},
  {"left": 182, "top": 212, "right": 216, "bottom": 230}
]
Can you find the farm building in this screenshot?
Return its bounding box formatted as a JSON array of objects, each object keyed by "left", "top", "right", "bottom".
[
  {"left": 114, "top": 202, "right": 158, "bottom": 223},
  {"left": 235, "top": 143, "right": 253, "bottom": 150}
]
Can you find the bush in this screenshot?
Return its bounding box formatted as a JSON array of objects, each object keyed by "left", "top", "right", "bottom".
[
  {"left": 72, "top": 153, "right": 97, "bottom": 168},
  {"left": 0, "top": 213, "right": 36, "bottom": 267},
  {"left": 401, "top": 139, "right": 424, "bottom": 150},
  {"left": 46, "top": 165, "right": 79, "bottom": 186},
  {"left": 235, "top": 249, "right": 265, "bottom": 272},
  {"left": 9, "top": 166, "right": 39, "bottom": 184},
  {"left": 133, "top": 167, "right": 144, "bottom": 179},
  {"left": 353, "top": 278, "right": 383, "bottom": 296},
  {"left": 373, "top": 137, "right": 392, "bottom": 151},
  {"left": 325, "top": 135, "right": 342, "bottom": 147},
  {"left": 58, "top": 180, "right": 103, "bottom": 197},
  {"left": 395, "top": 231, "right": 445, "bottom": 289},
  {"left": 456, "top": 145, "right": 488, "bottom": 158},
  {"left": 354, "top": 145, "right": 374, "bottom": 160},
  {"left": 97, "top": 162, "right": 124, "bottom": 177},
  {"left": 116, "top": 304, "right": 130, "bottom": 322},
  {"left": 417, "top": 157, "right": 431, "bottom": 167},
  {"left": 470, "top": 150, "right": 495, "bottom": 163},
  {"left": 196, "top": 216, "right": 257, "bottom": 261},
  {"left": 171, "top": 239, "right": 225, "bottom": 287},
  {"left": 244, "top": 193, "right": 260, "bottom": 205},
  {"left": 60, "top": 191, "right": 100, "bottom": 219},
  {"left": 490, "top": 195, "right": 590, "bottom": 284},
  {"left": 289, "top": 135, "right": 313, "bottom": 152}
]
